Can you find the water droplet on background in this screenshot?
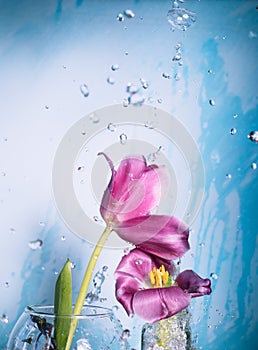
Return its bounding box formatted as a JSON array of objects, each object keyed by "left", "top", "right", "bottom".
[
  {"left": 107, "top": 123, "right": 116, "bottom": 132},
  {"left": 209, "top": 99, "right": 215, "bottom": 106},
  {"left": 122, "top": 98, "right": 129, "bottom": 107},
  {"left": 80, "top": 84, "right": 90, "bottom": 97},
  {"left": 251, "top": 162, "right": 257, "bottom": 170},
  {"left": 4, "top": 282, "right": 9, "bottom": 288},
  {"left": 233, "top": 113, "right": 238, "bottom": 119},
  {"left": 107, "top": 76, "right": 115, "bottom": 85},
  {"left": 77, "top": 166, "right": 85, "bottom": 172},
  {"left": 210, "top": 272, "right": 218, "bottom": 280},
  {"left": 172, "top": 53, "right": 182, "bottom": 61},
  {"left": 117, "top": 13, "right": 124, "bottom": 22},
  {"left": 121, "top": 329, "right": 131, "bottom": 340},
  {"left": 0, "top": 314, "right": 8, "bottom": 324},
  {"left": 89, "top": 113, "right": 100, "bottom": 124},
  {"left": 61, "top": 235, "right": 66, "bottom": 241},
  {"left": 140, "top": 78, "right": 149, "bottom": 89},
  {"left": 162, "top": 72, "right": 172, "bottom": 79},
  {"left": 120, "top": 133, "right": 127, "bottom": 145},
  {"left": 248, "top": 131, "right": 258, "bottom": 143},
  {"left": 230, "top": 128, "right": 237, "bottom": 135},
  {"left": 126, "top": 83, "right": 139, "bottom": 94},
  {"left": 226, "top": 173, "right": 232, "bottom": 179},
  {"left": 167, "top": 7, "right": 196, "bottom": 31},
  {"left": 128, "top": 93, "right": 145, "bottom": 106},
  {"left": 111, "top": 63, "right": 119, "bottom": 71},
  {"left": 28, "top": 239, "right": 43, "bottom": 250},
  {"left": 124, "top": 9, "right": 135, "bottom": 18}
]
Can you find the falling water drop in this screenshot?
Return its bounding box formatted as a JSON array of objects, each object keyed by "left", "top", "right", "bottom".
[
  {"left": 210, "top": 272, "right": 218, "bottom": 280},
  {"left": 140, "top": 78, "right": 149, "bottom": 89},
  {"left": 107, "top": 76, "right": 115, "bottom": 85},
  {"left": 230, "top": 128, "right": 237, "bottom": 135},
  {"left": 111, "top": 63, "right": 119, "bottom": 71},
  {"left": 167, "top": 6, "right": 196, "bottom": 31},
  {"left": 209, "top": 99, "right": 215, "bottom": 106},
  {"left": 80, "top": 84, "right": 90, "bottom": 97},
  {"left": 28, "top": 239, "right": 43, "bottom": 250},
  {"left": 124, "top": 9, "right": 135, "bottom": 18},
  {"left": 0, "top": 314, "right": 8, "bottom": 324},
  {"left": 251, "top": 162, "right": 257, "bottom": 170},
  {"left": 226, "top": 173, "right": 232, "bottom": 179},
  {"left": 4, "top": 282, "right": 9, "bottom": 288},
  {"left": 120, "top": 133, "right": 127, "bottom": 145},
  {"left": 248, "top": 131, "right": 258, "bottom": 143},
  {"left": 117, "top": 13, "right": 124, "bottom": 22},
  {"left": 121, "top": 329, "right": 131, "bottom": 340},
  {"left": 107, "top": 123, "right": 116, "bottom": 132}
]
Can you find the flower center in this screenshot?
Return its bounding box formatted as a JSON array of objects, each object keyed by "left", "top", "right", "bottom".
[{"left": 149, "top": 265, "right": 169, "bottom": 288}]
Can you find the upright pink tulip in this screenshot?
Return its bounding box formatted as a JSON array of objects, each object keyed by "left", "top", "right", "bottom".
[{"left": 98, "top": 153, "right": 190, "bottom": 256}]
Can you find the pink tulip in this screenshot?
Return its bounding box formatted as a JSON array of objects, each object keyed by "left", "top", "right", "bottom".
[
  {"left": 98, "top": 153, "right": 189, "bottom": 259},
  {"left": 115, "top": 248, "right": 211, "bottom": 323}
]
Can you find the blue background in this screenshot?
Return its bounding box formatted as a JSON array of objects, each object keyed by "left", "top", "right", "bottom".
[{"left": 0, "top": 1, "right": 257, "bottom": 349}]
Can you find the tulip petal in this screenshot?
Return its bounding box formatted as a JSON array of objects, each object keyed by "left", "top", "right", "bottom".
[
  {"left": 132, "top": 287, "right": 191, "bottom": 323},
  {"left": 115, "top": 215, "right": 190, "bottom": 260},
  {"left": 175, "top": 270, "right": 212, "bottom": 297},
  {"left": 99, "top": 153, "right": 169, "bottom": 223}
]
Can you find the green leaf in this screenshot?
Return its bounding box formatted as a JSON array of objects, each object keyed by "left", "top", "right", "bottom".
[{"left": 54, "top": 258, "right": 72, "bottom": 350}]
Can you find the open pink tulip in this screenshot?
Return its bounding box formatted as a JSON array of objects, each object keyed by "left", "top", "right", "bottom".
[
  {"left": 98, "top": 153, "right": 189, "bottom": 257},
  {"left": 114, "top": 248, "right": 211, "bottom": 323}
]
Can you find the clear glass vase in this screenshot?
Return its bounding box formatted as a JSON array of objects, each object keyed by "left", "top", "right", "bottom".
[
  {"left": 7, "top": 304, "right": 122, "bottom": 350},
  {"left": 141, "top": 309, "right": 192, "bottom": 350}
]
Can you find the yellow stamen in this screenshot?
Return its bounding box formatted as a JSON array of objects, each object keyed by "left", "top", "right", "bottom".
[{"left": 149, "top": 265, "right": 170, "bottom": 288}]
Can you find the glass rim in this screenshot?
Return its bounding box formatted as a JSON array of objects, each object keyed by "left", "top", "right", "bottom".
[{"left": 25, "top": 304, "right": 114, "bottom": 319}]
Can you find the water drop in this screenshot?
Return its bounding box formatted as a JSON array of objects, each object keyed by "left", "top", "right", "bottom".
[
  {"left": 61, "top": 235, "right": 66, "bottom": 241},
  {"left": 210, "top": 272, "right": 218, "bottom": 280},
  {"left": 9, "top": 228, "right": 16, "bottom": 234},
  {"left": 128, "top": 93, "right": 145, "bottom": 106},
  {"left": 28, "top": 239, "right": 43, "bottom": 250},
  {"left": 107, "top": 76, "right": 115, "bottom": 85},
  {"left": 120, "top": 133, "right": 127, "bottom": 145},
  {"left": 248, "top": 131, "right": 258, "bottom": 143},
  {"left": 77, "top": 166, "right": 85, "bottom": 172},
  {"left": 124, "top": 9, "right": 135, "bottom": 18},
  {"left": 70, "top": 262, "right": 76, "bottom": 269},
  {"left": 140, "top": 78, "right": 149, "bottom": 89},
  {"left": 157, "top": 98, "right": 163, "bottom": 104},
  {"left": 123, "top": 247, "right": 130, "bottom": 255},
  {"left": 0, "top": 314, "right": 8, "bottom": 324},
  {"left": 117, "top": 13, "right": 124, "bottom": 22},
  {"left": 126, "top": 83, "right": 139, "bottom": 94},
  {"left": 107, "top": 123, "right": 116, "bottom": 132},
  {"left": 230, "top": 128, "right": 237, "bottom": 135},
  {"left": 4, "top": 282, "right": 9, "bottom": 288},
  {"left": 226, "top": 173, "right": 232, "bottom": 179},
  {"left": 111, "top": 63, "right": 119, "bottom": 71},
  {"left": 1, "top": 171, "right": 6, "bottom": 176},
  {"left": 121, "top": 329, "right": 131, "bottom": 340},
  {"left": 93, "top": 215, "right": 102, "bottom": 223},
  {"left": 175, "top": 43, "right": 181, "bottom": 50},
  {"left": 199, "top": 242, "right": 205, "bottom": 247},
  {"left": 80, "top": 84, "right": 90, "bottom": 97},
  {"left": 167, "top": 7, "right": 196, "bottom": 31},
  {"left": 208, "top": 69, "right": 213, "bottom": 74},
  {"left": 251, "top": 162, "right": 257, "bottom": 170},
  {"left": 89, "top": 113, "right": 100, "bottom": 124},
  {"left": 122, "top": 98, "right": 129, "bottom": 107},
  {"left": 135, "top": 259, "right": 143, "bottom": 265},
  {"left": 172, "top": 53, "right": 182, "bottom": 61},
  {"left": 248, "top": 30, "right": 257, "bottom": 39},
  {"left": 39, "top": 221, "right": 45, "bottom": 227},
  {"left": 162, "top": 72, "right": 172, "bottom": 79},
  {"left": 233, "top": 113, "right": 238, "bottom": 119},
  {"left": 209, "top": 99, "right": 215, "bottom": 106},
  {"left": 45, "top": 105, "right": 49, "bottom": 110}
]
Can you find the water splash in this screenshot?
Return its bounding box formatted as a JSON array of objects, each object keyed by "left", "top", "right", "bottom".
[
  {"left": 85, "top": 266, "right": 108, "bottom": 304},
  {"left": 167, "top": 3, "right": 196, "bottom": 31}
]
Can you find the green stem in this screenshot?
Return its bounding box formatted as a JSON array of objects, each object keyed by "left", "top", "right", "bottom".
[{"left": 64, "top": 225, "right": 112, "bottom": 350}]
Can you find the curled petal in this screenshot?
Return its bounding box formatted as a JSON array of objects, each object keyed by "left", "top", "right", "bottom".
[
  {"left": 133, "top": 287, "right": 191, "bottom": 323},
  {"left": 115, "top": 274, "right": 139, "bottom": 317},
  {"left": 175, "top": 270, "right": 212, "bottom": 297},
  {"left": 115, "top": 215, "right": 190, "bottom": 260},
  {"left": 99, "top": 153, "right": 169, "bottom": 223}
]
